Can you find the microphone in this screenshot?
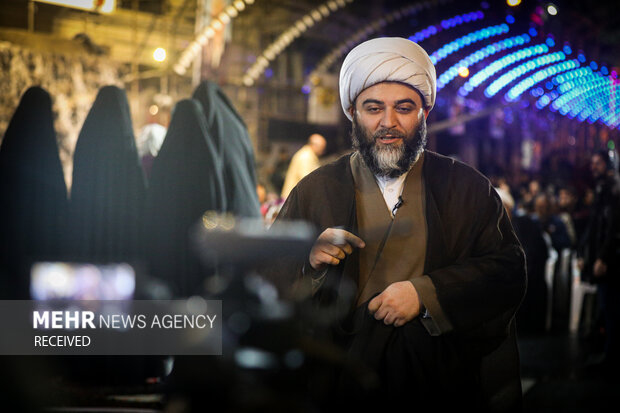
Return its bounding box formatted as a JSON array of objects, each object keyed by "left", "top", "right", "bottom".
[{"left": 392, "top": 196, "right": 404, "bottom": 216}]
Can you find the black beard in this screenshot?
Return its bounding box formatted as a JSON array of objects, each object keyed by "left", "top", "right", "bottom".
[{"left": 351, "top": 115, "right": 427, "bottom": 178}]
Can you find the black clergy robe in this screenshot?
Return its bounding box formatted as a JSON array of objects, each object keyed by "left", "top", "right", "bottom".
[{"left": 271, "top": 150, "right": 526, "bottom": 411}]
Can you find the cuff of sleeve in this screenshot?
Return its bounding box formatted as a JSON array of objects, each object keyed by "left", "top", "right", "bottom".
[
  {"left": 303, "top": 262, "right": 328, "bottom": 295},
  {"left": 410, "top": 275, "right": 453, "bottom": 336}
]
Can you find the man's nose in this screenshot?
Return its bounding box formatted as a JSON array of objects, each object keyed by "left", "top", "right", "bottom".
[{"left": 380, "top": 108, "right": 397, "bottom": 129}]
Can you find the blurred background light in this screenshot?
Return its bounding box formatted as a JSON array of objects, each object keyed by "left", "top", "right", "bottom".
[
  {"left": 153, "top": 48, "right": 166, "bottom": 62},
  {"left": 460, "top": 43, "right": 550, "bottom": 96},
  {"left": 437, "top": 34, "right": 531, "bottom": 90},
  {"left": 458, "top": 66, "right": 470, "bottom": 78},
  {"left": 485, "top": 51, "right": 566, "bottom": 98},
  {"left": 430, "top": 23, "right": 510, "bottom": 65}
]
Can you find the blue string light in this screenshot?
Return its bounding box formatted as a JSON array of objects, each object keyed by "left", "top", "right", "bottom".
[
  {"left": 536, "top": 94, "right": 552, "bottom": 109},
  {"left": 578, "top": 91, "right": 620, "bottom": 124},
  {"left": 553, "top": 76, "right": 613, "bottom": 115},
  {"left": 459, "top": 43, "right": 550, "bottom": 96},
  {"left": 569, "top": 89, "right": 610, "bottom": 118},
  {"left": 485, "top": 51, "right": 566, "bottom": 97},
  {"left": 505, "top": 59, "right": 579, "bottom": 101},
  {"left": 579, "top": 95, "right": 619, "bottom": 125},
  {"left": 530, "top": 87, "right": 545, "bottom": 97},
  {"left": 553, "top": 71, "right": 607, "bottom": 103},
  {"left": 408, "top": 11, "right": 484, "bottom": 44},
  {"left": 430, "top": 23, "right": 510, "bottom": 65},
  {"left": 602, "top": 103, "right": 620, "bottom": 128},
  {"left": 563, "top": 82, "right": 619, "bottom": 122},
  {"left": 553, "top": 67, "right": 594, "bottom": 90},
  {"left": 406, "top": 11, "right": 615, "bottom": 129},
  {"left": 436, "top": 34, "right": 531, "bottom": 90}
]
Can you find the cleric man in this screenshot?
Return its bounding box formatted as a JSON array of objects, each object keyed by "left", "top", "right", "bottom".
[{"left": 272, "top": 37, "right": 526, "bottom": 411}]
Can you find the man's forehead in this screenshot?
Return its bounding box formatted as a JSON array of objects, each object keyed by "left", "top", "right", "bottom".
[{"left": 356, "top": 81, "right": 424, "bottom": 104}]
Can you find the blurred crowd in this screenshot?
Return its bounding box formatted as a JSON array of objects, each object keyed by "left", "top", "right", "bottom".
[{"left": 492, "top": 148, "right": 620, "bottom": 374}]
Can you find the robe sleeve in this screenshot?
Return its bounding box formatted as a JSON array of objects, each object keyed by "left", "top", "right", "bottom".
[
  {"left": 409, "top": 275, "right": 449, "bottom": 335},
  {"left": 267, "top": 185, "right": 314, "bottom": 299},
  {"left": 421, "top": 176, "right": 526, "bottom": 336}
]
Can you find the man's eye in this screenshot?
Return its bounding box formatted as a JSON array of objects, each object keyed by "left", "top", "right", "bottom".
[
  {"left": 366, "top": 107, "right": 381, "bottom": 113},
  {"left": 397, "top": 106, "right": 413, "bottom": 113}
]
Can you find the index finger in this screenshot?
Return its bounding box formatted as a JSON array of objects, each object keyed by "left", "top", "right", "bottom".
[{"left": 333, "top": 229, "right": 365, "bottom": 249}]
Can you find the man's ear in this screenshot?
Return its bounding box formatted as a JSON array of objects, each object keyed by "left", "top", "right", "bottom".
[
  {"left": 423, "top": 108, "right": 430, "bottom": 119},
  {"left": 348, "top": 106, "right": 356, "bottom": 118}
]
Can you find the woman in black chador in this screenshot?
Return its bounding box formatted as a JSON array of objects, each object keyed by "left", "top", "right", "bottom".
[
  {"left": 192, "top": 80, "right": 261, "bottom": 218},
  {"left": 145, "top": 98, "right": 225, "bottom": 297},
  {"left": 70, "top": 85, "right": 146, "bottom": 263},
  {"left": 0, "top": 86, "right": 68, "bottom": 299}
]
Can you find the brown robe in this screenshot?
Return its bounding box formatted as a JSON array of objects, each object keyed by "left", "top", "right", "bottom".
[{"left": 272, "top": 150, "right": 526, "bottom": 411}]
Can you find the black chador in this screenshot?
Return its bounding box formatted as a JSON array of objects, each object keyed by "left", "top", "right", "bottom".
[
  {"left": 70, "top": 85, "right": 146, "bottom": 263},
  {"left": 192, "top": 80, "right": 260, "bottom": 218},
  {"left": 145, "top": 99, "right": 225, "bottom": 297},
  {"left": 0, "top": 86, "right": 68, "bottom": 299}
]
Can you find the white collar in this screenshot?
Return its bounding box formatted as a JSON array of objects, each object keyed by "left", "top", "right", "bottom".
[{"left": 374, "top": 172, "right": 408, "bottom": 217}]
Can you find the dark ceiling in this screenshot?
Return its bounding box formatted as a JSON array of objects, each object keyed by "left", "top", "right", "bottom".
[{"left": 0, "top": 0, "right": 618, "bottom": 71}]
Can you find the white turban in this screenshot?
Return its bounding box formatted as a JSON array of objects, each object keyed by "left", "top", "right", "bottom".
[{"left": 339, "top": 37, "right": 437, "bottom": 120}]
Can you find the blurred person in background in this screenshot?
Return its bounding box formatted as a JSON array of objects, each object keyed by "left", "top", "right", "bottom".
[
  {"left": 557, "top": 186, "right": 579, "bottom": 247},
  {"left": 505, "top": 188, "right": 549, "bottom": 335},
  {"left": 520, "top": 178, "right": 542, "bottom": 213},
  {"left": 280, "top": 133, "right": 326, "bottom": 199},
  {"left": 578, "top": 149, "right": 620, "bottom": 374},
  {"left": 137, "top": 104, "right": 169, "bottom": 178},
  {"left": 533, "top": 193, "right": 572, "bottom": 252}
]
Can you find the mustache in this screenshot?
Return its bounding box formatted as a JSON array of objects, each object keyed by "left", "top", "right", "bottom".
[{"left": 373, "top": 128, "right": 406, "bottom": 140}]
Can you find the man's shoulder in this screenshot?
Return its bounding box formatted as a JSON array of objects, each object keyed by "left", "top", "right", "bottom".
[
  {"left": 294, "top": 145, "right": 314, "bottom": 159},
  {"left": 424, "top": 150, "right": 490, "bottom": 185},
  {"left": 305, "top": 153, "right": 352, "bottom": 177}
]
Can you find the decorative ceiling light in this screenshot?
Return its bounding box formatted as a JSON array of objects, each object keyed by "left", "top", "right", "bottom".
[
  {"left": 459, "top": 43, "right": 550, "bottom": 97},
  {"left": 430, "top": 23, "right": 510, "bottom": 65},
  {"left": 309, "top": 0, "right": 458, "bottom": 79},
  {"left": 218, "top": 12, "right": 231, "bottom": 25},
  {"left": 35, "top": 0, "right": 116, "bottom": 14},
  {"left": 153, "top": 48, "right": 166, "bottom": 62},
  {"left": 437, "top": 34, "right": 531, "bottom": 90},
  {"left": 174, "top": 0, "right": 256, "bottom": 76},
  {"left": 241, "top": 0, "right": 355, "bottom": 87},
  {"left": 226, "top": 5, "right": 238, "bottom": 17}
]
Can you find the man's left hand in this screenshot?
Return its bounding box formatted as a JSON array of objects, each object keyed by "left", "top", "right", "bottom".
[{"left": 368, "top": 281, "right": 421, "bottom": 327}]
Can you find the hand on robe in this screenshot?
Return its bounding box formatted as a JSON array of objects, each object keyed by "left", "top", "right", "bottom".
[
  {"left": 593, "top": 258, "right": 607, "bottom": 277},
  {"left": 368, "top": 281, "right": 421, "bottom": 327},
  {"left": 309, "top": 228, "right": 365, "bottom": 271}
]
